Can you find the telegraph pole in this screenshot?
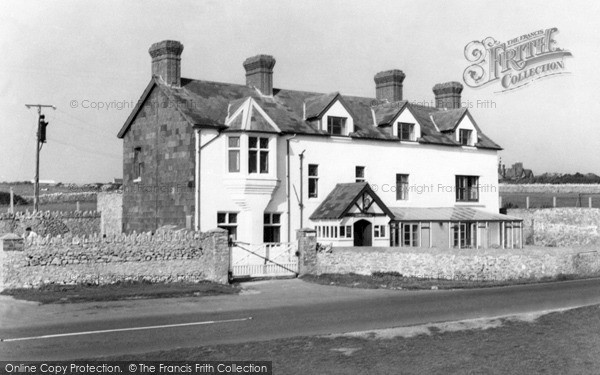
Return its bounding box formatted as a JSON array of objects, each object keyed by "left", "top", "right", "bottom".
[{"left": 25, "top": 104, "right": 56, "bottom": 211}]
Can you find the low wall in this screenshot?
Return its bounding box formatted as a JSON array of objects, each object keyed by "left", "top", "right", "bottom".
[
  {"left": 314, "top": 246, "right": 600, "bottom": 281},
  {"left": 507, "top": 208, "right": 600, "bottom": 247},
  {"left": 0, "top": 228, "right": 229, "bottom": 290},
  {"left": 0, "top": 210, "right": 100, "bottom": 237},
  {"left": 500, "top": 184, "right": 600, "bottom": 194},
  {"left": 97, "top": 191, "right": 123, "bottom": 236}
]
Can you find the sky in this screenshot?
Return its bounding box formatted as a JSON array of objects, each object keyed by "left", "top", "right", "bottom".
[{"left": 1, "top": 0, "right": 599, "bottom": 183}]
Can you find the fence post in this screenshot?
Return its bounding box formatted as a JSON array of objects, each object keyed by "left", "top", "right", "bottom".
[
  {"left": 553, "top": 196, "right": 556, "bottom": 208},
  {"left": 590, "top": 197, "right": 593, "bottom": 208},
  {"left": 9, "top": 187, "right": 14, "bottom": 214},
  {"left": 526, "top": 196, "right": 530, "bottom": 209}
]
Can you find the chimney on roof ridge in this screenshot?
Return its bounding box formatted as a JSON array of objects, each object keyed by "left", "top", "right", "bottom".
[
  {"left": 243, "top": 55, "right": 276, "bottom": 96},
  {"left": 374, "top": 70, "right": 406, "bottom": 102},
  {"left": 149, "top": 40, "right": 184, "bottom": 87},
  {"left": 432, "top": 81, "right": 463, "bottom": 109}
]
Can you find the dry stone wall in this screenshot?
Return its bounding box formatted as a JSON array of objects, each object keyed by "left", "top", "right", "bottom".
[
  {"left": 314, "top": 246, "right": 600, "bottom": 281},
  {"left": 0, "top": 211, "right": 100, "bottom": 237},
  {"left": 0, "top": 228, "right": 229, "bottom": 290}
]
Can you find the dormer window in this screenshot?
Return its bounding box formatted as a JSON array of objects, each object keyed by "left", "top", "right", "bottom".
[
  {"left": 459, "top": 129, "right": 473, "bottom": 146},
  {"left": 327, "top": 116, "right": 347, "bottom": 136},
  {"left": 398, "top": 122, "right": 416, "bottom": 141}
]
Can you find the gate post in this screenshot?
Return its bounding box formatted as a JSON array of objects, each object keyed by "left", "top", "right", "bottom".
[{"left": 296, "top": 228, "right": 317, "bottom": 276}]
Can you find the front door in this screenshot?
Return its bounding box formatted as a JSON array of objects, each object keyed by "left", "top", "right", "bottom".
[{"left": 353, "top": 219, "right": 372, "bottom": 246}]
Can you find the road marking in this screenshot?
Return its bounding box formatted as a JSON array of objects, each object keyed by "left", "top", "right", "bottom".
[{"left": 1, "top": 317, "right": 252, "bottom": 342}]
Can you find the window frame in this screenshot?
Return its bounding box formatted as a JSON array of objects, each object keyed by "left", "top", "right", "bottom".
[
  {"left": 396, "top": 174, "right": 409, "bottom": 200},
  {"left": 133, "top": 147, "right": 143, "bottom": 182},
  {"left": 402, "top": 223, "right": 419, "bottom": 247},
  {"left": 228, "top": 136, "right": 241, "bottom": 173},
  {"left": 355, "top": 166, "right": 365, "bottom": 183},
  {"left": 263, "top": 213, "right": 281, "bottom": 243},
  {"left": 459, "top": 129, "right": 473, "bottom": 146},
  {"left": 327, "top": 116, "right": 347, "bottom": 136},
  {"left": 248, "top": 136, "right": 269, "bottom": 174},
  {"left": 374, "top": 224, "right": 387, "bottom": 238},
  {"left": 455, "top": 175, "right": 479, "bottom": 202},
  {"left": 398, "top": 122, "right": 416, "bottom": 141},
  {"left": 308, "top": 164, "right": 319, "bottom": 198},
  {"left": 217, "top": 212, "right": 238, "bottom": 241}
]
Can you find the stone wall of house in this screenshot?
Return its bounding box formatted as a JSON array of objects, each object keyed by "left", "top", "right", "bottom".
[
  {"left": 0, "top": 211, "right": 100, "bottom": 237},
  {"left": 122, "top": 86, "right": 196, "bottom": 233},
  {"left": 97, "top": 191, "right": 123, "bottom": 236},
  {"left": 507, "top": 208, "right": 600, "bottom": 247},
  {"left": 0, "top": 228, "right": 229, "bottom": 290},
  {"left": 313, "top": 246, "right": 600, "bottom": 281}
]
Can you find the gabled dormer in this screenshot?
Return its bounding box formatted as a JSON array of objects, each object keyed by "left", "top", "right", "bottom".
[
  {"left": 305, "top": 92, "right": 355, "bottom": 136},
  {"left": 372, "top": 102, "right": 421, "bottom": 141},
  {"left": 431, "top": 107, "right": 478, "bottom": 147},
  {"left": 225, "top": 97, "right": 281, "bottom": 133}
]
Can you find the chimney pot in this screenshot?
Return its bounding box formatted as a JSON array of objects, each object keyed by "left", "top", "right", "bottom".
[
  {"left": 149, "top": 40, "right": 184, "bottom": 87},
  {"left": 374, "top": 70, "right": 406, "bottom": 102},
  {"left": 432, "top": 81, "right": 463, "bottom": 109},
  {"left": 243, "top": 55, "right": 276, "bottom": 96}
]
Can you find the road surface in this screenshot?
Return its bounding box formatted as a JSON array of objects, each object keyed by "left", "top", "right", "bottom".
[{"left": 1, "top": 278, "right": 600, "bottom": 360}]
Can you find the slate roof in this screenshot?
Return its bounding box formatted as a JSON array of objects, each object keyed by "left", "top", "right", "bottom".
[
  {"left": 309, "top": 182, "right": 394, "bottom": 221},
  {"left": 117, "top": 77, "right": 502, "bottom": 150},
  {"left": 389, "top": 207, "right": 523, "bottom": 222}
]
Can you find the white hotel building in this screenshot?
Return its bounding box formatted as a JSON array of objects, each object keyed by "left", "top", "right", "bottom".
[{"left": 118, "top": 40, "right": 523, "bottom": 249}]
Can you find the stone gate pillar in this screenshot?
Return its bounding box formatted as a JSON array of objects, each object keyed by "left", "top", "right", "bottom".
[{"left": 296, "top": 228, "right": 317, "bottom": 275}]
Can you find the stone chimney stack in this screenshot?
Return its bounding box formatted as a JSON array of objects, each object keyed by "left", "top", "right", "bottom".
[
  {"left": 243, "top": 55, "right": 276, "bottom": 96},
  {"left": 149, "top": 40, "right": 184, "bottom": 87},
  {"left": 374, "top": 70, "right": 406, "bottom": 102},
  {"left": 432, "top": 82, "right": 463, "bottom": 109}
]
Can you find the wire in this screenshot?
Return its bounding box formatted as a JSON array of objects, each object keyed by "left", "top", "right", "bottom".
[{"left": 46, "top": 137, "right": 121, "bottom": 160}]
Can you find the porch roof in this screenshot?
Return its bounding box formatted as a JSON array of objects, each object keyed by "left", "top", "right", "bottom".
[
  {"left": 389, "top": 207, "right": 523, "bottom": 222},
  {"left": 309, "top": 182, "right": 394, "bottom": 220}
]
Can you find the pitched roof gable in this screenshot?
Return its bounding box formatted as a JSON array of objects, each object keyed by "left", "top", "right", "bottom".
[{"left": 309, "top": 182, "right": 394, "bottom": 220}]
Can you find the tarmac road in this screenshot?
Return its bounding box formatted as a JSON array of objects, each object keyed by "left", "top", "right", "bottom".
[{"left": 1, "top": 278, "right": 600, "bottom": 360}]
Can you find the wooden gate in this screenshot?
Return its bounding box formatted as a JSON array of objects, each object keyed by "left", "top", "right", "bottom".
[{"left": 230, "top": 242, "right": 298, "bottom": 280}]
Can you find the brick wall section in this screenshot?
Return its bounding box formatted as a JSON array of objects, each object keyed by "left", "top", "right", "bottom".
[
  {"left": 0, "top": 228, "right": 229, "bottom": 290},
  {"left": 310, "top": 246, "right": 600, "bottom": 281},
  {"left": 0, "top": 211, "right": 100, "bottom": 237},
  {"left": 122, "top": 86, "right": 195, "bottom": 233},
  {"left": 508, "top": 208, "right": 600, "bottom": 247},
  {"left": 97, "top": 191, "right": 123, "bottom": 236}
]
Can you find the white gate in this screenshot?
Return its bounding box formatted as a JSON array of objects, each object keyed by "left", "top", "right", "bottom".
[{"left": 230, "top": 242, "right": 298, "bottom": 279}]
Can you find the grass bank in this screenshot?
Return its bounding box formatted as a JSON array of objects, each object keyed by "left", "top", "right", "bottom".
[
  {"left": 301, "top": 272, "right": 582, "bottom": 290},
  {"left": 100, "top": 304, "right": 600, "bottom": 374},
  {"left": 1, "top": 280, "right": 240, "bottom": 304}
]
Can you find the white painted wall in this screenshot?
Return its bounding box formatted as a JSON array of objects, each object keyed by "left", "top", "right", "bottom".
[{"left": 199, "top": 128, "right": 499, "bottom": 244}]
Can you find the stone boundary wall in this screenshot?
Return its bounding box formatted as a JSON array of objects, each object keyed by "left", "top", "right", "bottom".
[
  {"left": 314, "top": 246, "right": 600, "bottom": 281},
  {"left": 507, "top": 208, "right": 600, "bottom": 247},
  {"left": 499, "top": 184, "right": 600, "bottom": 194},
  {"left": 0, "top": 228, "right": 229, "bottom": 290},
  {"left": 0, "top": 210, "right": 100, "bottom": 237}
]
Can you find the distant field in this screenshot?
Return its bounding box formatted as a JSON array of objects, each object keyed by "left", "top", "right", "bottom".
[
  {"left": 0, "top": 183, "right": 100, "bottom": 213},
  {"left": 0, "top": 201, "right": 97, "bottom": 213},
  {"left": 500, "top": 193, "right": 600, "bottom": 209}
]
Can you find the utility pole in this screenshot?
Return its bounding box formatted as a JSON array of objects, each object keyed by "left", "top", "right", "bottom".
[{"left": 25, "top": 104, "right": 56, "bottom": 211}]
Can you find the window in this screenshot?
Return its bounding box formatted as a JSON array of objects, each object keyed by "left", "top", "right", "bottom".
[
  {"left": 453, "top": 223, "right": 473, "bottom": 248},
  {"left": 133, "top": 147, "right": 143, "bottom": 181},
  {"left": 228, "top": 136, "right": 240, "bottom": 173},
  {"left": 456, "top": 175, "right": 479, "bottom": 202},
  {"left": 263, "top": 213, "right": 281, "bottom": 243},
  {"left": 249, "top": 137, "right": 269, "bottom": 174},
  {"left": 327, "top": 116, "right": 347, "bottom": 136},
  {"left": 398, "top": 122, "right": 415, "bottom": 141},
  {"left": 396, "top": 174, "right": 409, "bottom": 200},
  {"left": 355, "top": 166, "right": 365, "bottom": 183},
  {"left": 459, "top": 129, "right": 473, "bottom": 146},
  {"left": 308, "top": 164, "right": 319, "bottom": 198},
  {"left": 374, "top": 225, "right": 387, "bottom": 238},
  {"left": 339, "top": 225, "right": 352, "bottom": 238},
  {"left": 217, "top": 212, "right": 238, "bottom": 240},
  {"left": 402, "top": 223, "right": 419, "bottom": 247}
]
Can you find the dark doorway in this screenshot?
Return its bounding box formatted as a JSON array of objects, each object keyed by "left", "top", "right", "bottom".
[{"left": 353, "top": 219, "right": 372, "bottom": 246}]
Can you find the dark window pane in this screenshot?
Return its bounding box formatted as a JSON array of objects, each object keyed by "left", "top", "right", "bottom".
[
  {"left": 309, "top": 178, "right": 318, "bottom": 198},
  {"left": 308, "top": 164, "right": 318, "bottom": 176},
  {"left": 217, "top": 213, "right": 226, "bottom": 224},
  {"left": 260, "top": 151, "right": 269, "bottom": 173},
  {"left": 249, "top": 137, "right": 257, "bottom": 148},
  {"left": 228, "top": 213, "right": 237, "bottom": 223},
  {"left": 272, "top": 214, "right": 281, "bottom": 224},
  {"left": 264, "top": 213, "right": 270, "bottom": 224},
  {"left": 259, "top": 138, "right": 269, "bottom": 149},
  {"left": 249, "top": 150, "right": 257, "bottom": 173}
]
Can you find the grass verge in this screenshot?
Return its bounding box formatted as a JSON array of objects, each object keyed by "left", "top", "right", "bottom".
[
  {"left": 300, "top": 272, "right": 583, "bottom": 290},
  {"left": 98, "top": 304, "right": 600, "bottom": 374},
  {"left": 0, "top": 280, "right": 240, "bottom": 304}
]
